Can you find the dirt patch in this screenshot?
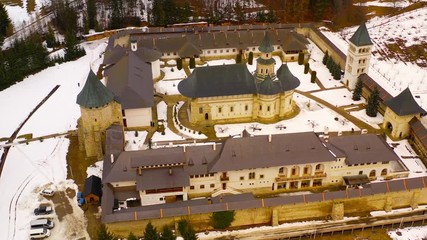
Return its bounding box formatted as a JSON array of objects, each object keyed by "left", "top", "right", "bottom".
[{"left": 52, "top": 190, "right": 74, "bottom": 221}]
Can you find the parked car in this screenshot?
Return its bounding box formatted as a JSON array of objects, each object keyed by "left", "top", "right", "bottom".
[
  {"left": 40, "top": 189, "right": 55, "bottom": 197},
  {"left": 29, "top": 227, "right": 50, "bottom": 239},
  {"left": 30, "top": 218, "right": 54, "bottom": 229},
  {"left": 34, "top": 205, "right": 53, "bottom": 215},
  {"left": 77, "top": 192, "right": 85, "bottom": 206}
]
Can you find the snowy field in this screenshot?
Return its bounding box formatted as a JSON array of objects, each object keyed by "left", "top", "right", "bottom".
[
  {"left": 0, "top": 40, "right": 106, "bottom": 240},
  {"left": 320, "top": 6, "right": 427, "bottom": 110},
  {"left": 350, "top": 109, "right": 383, "bottom": 129}
]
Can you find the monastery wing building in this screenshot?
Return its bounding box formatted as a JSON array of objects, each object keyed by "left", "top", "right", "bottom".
[{"left": 101, "top": 130, "right": 407, "bottom": 209}]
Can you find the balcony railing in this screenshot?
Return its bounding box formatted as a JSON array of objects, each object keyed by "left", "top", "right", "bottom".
[{"left": 275, "top": 172, "right": 327, "bottom": 182}]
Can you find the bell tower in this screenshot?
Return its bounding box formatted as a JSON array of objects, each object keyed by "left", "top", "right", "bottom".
[
  {"left": 343, "top": 23, "right": 373, "bottom": 90},
  {"left": 255, "top": 32, "right": 276, "bottom": 82}
]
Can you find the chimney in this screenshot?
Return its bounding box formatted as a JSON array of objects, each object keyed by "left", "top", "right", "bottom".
[
  {"left": 268, "top": 134, "right": 272, "bottom": 143},
  {"left": 168, "top": 167, "right": 173, "bottom": 175},
  {"left": 137, "top": 167, "right": 142, "bottom": 176},
  {"left": 110, "top": 154, "right": 114, "bottom": 164},
  {"left": 183, "top": 145, "right": 186, "bottom": 152},
  {"left": 130, "top": 39, "right": 137, "bottom": 52},
  {"left": 213, "top": 142, "right": 216, "bottom": 150}
]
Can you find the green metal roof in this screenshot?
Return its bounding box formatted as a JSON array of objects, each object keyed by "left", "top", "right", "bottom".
[
  {"left": 76, "top": 70, "right": 115, "bottom": 108},
  {"left": 349, "top": 23, "right": 373, "bottom": 46},
  {"left": 258, "top": 76, "right": 282, "bottom": 95},
  {"left": 256, "top": 57, "right": 276, "bottom": 65},
  {"left": 258, "top": 32, "right": 274, "bottom": 53},
  {"left": 276, "top": 64, "right": 300, "bottom": 91}
]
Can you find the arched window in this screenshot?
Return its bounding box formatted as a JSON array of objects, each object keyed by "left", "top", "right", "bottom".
[
  {"left": 381, "top": 169, "right": 388, "bottom": 176},
  {"left": 315, "top": 164, "right": 324, "bottom": 171},
  {"left": 279, "top": 167, "right": 284, "bottom": 174},
  {"left": 369, "top": 170, "right": 376, "bottom": 177}
]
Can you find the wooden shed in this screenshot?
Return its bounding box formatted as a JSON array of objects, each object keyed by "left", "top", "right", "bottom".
[{"left": 84, "top": 175, "right": 102, "bottom": 204}]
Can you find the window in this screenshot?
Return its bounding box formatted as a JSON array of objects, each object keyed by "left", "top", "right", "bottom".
[
  {"left": 369, "top": 170, "right": 376, "bottom": 177},
  {"left": 249, "top": 172, "right": 255, "bottom": 179},
  {"left": 190, "top": 186, "right": 194, "bottom": 190},
  {"left": 382, "top": 161, "right": 389, "bottom": 164},
  {"left": 190, "top": 175, "right": 194, "bottom": 178},
  {"left": 303, "top": 167, "right": 308, "bottom": 174},
  {"left": 210, "top": 184, "right": 215, "bottom": 188},
  {"left": 260, "top": 174, "right": 264, "bottom": 179},
  {"left": 279, "top": 167, "right": 284, "bottom": 174},
  {"left": 245, "top": 105, "right": 248, "bottom": 111},
  {"left": 214, "top": 50, "right": 217, "bottom": 53},
  {"left": 207, "top": 50, "right": 211, "bottom": 54},
  {"left": 252, "top": 47, "right": 255, "bottom": 51},
  {"left": 240, "top": 176, "right": 244, "bottom": 180},
  {"left": 233, "top": 49, "right": 236, "bottom": 52},
  {"left": 230, "top": 106, "right": 234, "bottom": 112},
  {"left": 218, "top": 107, "right": 222, "bottom": 113},
  {"left": 381, "top": 169, "right": 388, "bottom": 176},
  {"left": 220, "top": 50, "right": 223, "bottom": 53},
  {"left": 267, "top": 106, "right": 270, "bottom": 111},
  {"left": 259, "top": 105, "right": 262, "bottom": 111},
  {"left": 226, "top": 50, "right": 229, "bottom": 53},
  {"left": 266, "top": 54, "right": 269, "bottom": 57},
  {"left": 199, "top": 107, "right": 203, "bottom": 114},
  {"left": 291, "top": 168, "right": 296, "bottom": 175},
  {"left": 200, "top": 185, "right": 205, "bottom": 189},
  {"left": 359, "top": 171, "right": 363, "bottom": 175},
  {"left": 277, "top": 46, "right": 280, "bottom": 49},
  {"left": 266, "top": 69, "right": 268, "bottom": 74}
]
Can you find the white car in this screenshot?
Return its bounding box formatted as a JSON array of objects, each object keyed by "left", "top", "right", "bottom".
[{"left": 40, "top": 189, "right": 55, "bottom": 197}]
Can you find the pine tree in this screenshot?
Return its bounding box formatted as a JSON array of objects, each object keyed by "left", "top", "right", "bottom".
[
  {"left": 333, "top": 65, "right": 341, "bottom": 80},
  {"left": 97, "top": 224, "right": 117, "bottom": 240},
  {"left": 46, "top": 26, "right": 57, "bottom": 48},
  {"left": 160, "top": 225, "right": 175, "bottom": 240},
  {"left": 326, "top": 57, "right": 334, "bottom": 70},
  {"left": 266, "top": 9, "right": 277, "bottom": 23},
  {"left": 298, "top": 52, "right": 304, "bottom": 65},
  {"left": 322, "top": 51, "right": 329, "bottom": 65},
  {"left": 0, "top": 2, "right": 11, "bottom": 44},
  {"left": 234, "top": 1, "right": 246, "bottom": 23},
  {"left": 236, "top": 54, "right": 242, "bottom": 64},
  {"left": 87, "top": 0, "right": 97, "bottom": 30},
  {"left": 366, "top": 87, "right": 380, "bottom": 117},
  {"left": 352, "top": 77, "right": 363, "bottom": 101},
  {"left": 127, "top": 232, "right": 138, "bottom": 240},
  {"left": 248, "top": 52, "right": 254, "bottom": 65},
  {"left": 64, "top": 31, "right": 86, "bottom": 61},
  {"left": 311, "top": 71, "right": 317, "bottom": 83},
  {"left": 189, "top": 57, "right": 195, "bottom": 69},
  {"left": 110, "top": 0, "right": 123, "bottom": 29},
  {"left": 177, "top": 58, "right": 183, "bottom": 70},
  {"left": 256, "top": 11, "right": 266, "bottom": 23},
  {"left": 144, "top": 222, "right": 160, "bottom": 240},
  {"left": 178, "top": 220, "right": 198, "bottom": 240},
  {"left": 304, "top": 63, "right": 310, "bottom": 74}
]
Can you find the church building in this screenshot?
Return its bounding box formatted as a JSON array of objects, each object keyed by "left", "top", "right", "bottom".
[{"left": 178, "top": 33, "right": 301, "bottom": 125}]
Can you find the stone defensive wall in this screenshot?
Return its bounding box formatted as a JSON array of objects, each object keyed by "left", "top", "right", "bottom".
[{"left": 105, "top": 176, "right": 427, "bottom": 236}]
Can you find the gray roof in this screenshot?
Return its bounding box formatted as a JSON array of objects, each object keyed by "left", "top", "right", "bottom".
[
  {"left": 104, "top": 51, "right": 154, "bottom": 109},
  {"left": 328, "top": 134, "right": 401, "bottom": 165},
  {"left": 131, "top": 29, "right": 307, "bottom": 55},
  {"left": 349, "top": 23, "right": 373, "bottom": 46},
  {"left": 384, "top": 88, "right": 426, "bottom": 116},
  {"left": 104, "top": 45, "right": 161, "bottom": 65},
  {"left": 76, "top": 70, "right": 115, "bottom": 108},
  {"left": 84, "top": 175, "right": 102, "bottom": 197},
  {"left": 178, "top": 64, "right": 256, "bottom": 98},
  {"left": 281, "top": 33, "right": 308, "bottom": 52},
  {"left": 276, "top": 64, "right": 301, "bottom": 91},
  {"left": 258, "top": 76, "right": 283, "bottom": 95},
  {"left": 136, "top": 167, "right": 189, "bottom": 191},
  {"left": 208, "top": 132, "right": 336, "bottom": 172},
  {"left": 258, "top": 32, "right": 274, "bottom": 53},
  {"left": 177, "top": 41, "right": 202, "bottom": 58},
  {"left": 360, "top": 74, "right": 392, "bottom": 101}
]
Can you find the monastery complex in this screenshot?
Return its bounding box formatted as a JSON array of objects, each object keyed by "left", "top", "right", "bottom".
[{"left": 75, "top": 23, "right": 427, "bottom": 233}]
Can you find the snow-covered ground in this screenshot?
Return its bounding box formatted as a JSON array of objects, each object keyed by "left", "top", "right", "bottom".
[
  {"left": 0, "top": 40, "right": 106, "bottom": 240},
  {"left": 350, "top": 109, "right": 383, "bottom": 129},
  {"left": 354, "top": 0, "right": 426, "bottom": 8},
  {"left": 320, "top": 6, "right": 427, "bottom": 110},
  {"left": 125, "top": 131, "right": 149, "bottom": 151}
]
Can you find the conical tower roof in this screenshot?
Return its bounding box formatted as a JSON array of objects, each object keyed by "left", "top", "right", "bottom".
[
  {"left": 277, "top": 64, "right": 300, "bottom": 91},
  {"left": 76, "top": 69, "right": 115, "bottom": 108},
  {"left": 349, "top": 23, "right": 373, "bottom": 46},
  {"left": 384, "top": 88, "right": 426, "bottom": 116},
  {"left": 258, "top": 32, "right": 274, "bottom": 53},
  {"left": 258, "top": 75, "right": 282, "bottom": 95}
]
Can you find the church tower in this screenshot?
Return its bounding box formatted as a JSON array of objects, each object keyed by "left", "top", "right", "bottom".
[
  {"left": 76, "top": 69, "right": 123, "bottom": 159},
  {"left": 255, "top": 32, "right": 276, "bottom": 82},
  {"left": 343, "top": 23, "right": 373, "bottom": 90}
]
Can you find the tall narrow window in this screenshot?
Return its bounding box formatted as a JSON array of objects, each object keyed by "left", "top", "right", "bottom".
[
  {"left": 230, "top": 106, "right": 234, "bottom": 112},
  {"left": 199, "top": 107, "right": 203, "bottom": 114}
]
